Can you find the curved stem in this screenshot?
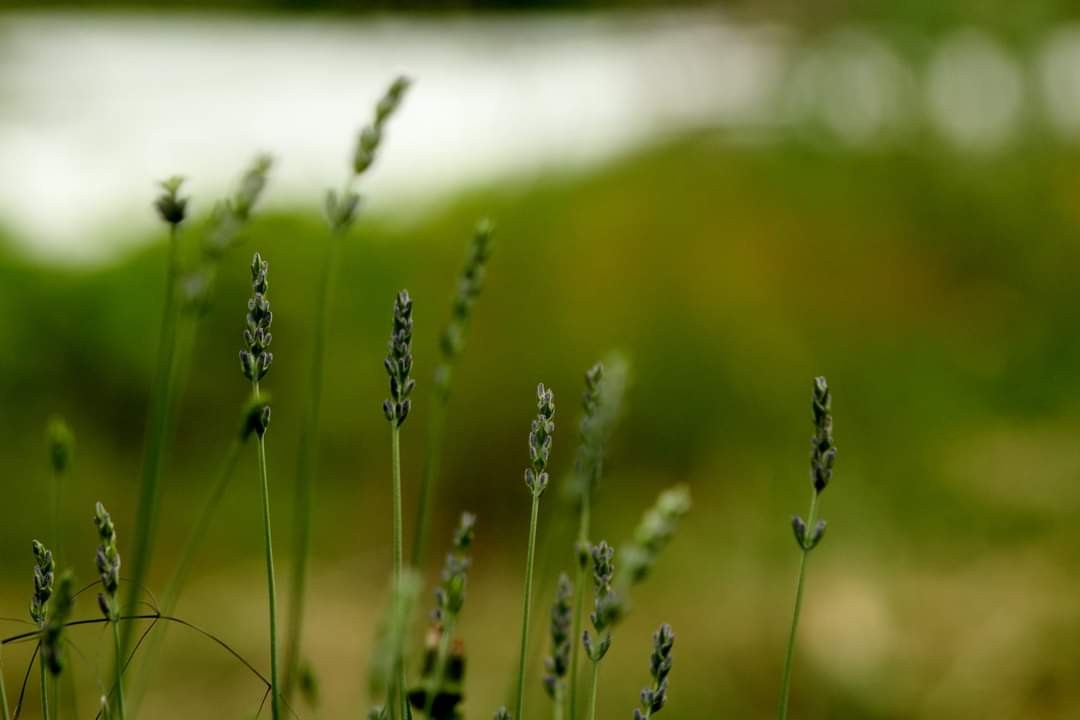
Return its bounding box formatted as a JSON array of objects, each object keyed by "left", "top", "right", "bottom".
[
  {"left": 123, "top": 223, "right": 182, "bottom": 659},
  {"left": 777, "top": 491, "right": 818, "bottom": 720},
  {"left": 283, "top": 228, "right": 341, "bottom": 699},
  {"left": 586, "top": 662, "right": 600, "bottom": 720},
  {"left": 514, "top": 493, "right": 541, "bottom": 720},
  {"left": 253, "top": 381, "right": 281, "bottom": 720},
  {"left": 110, "top": 623, "right": 126, "bottom": 720},
  {"left": 391, "top": 426, "right": 407, "bottom": 720}
]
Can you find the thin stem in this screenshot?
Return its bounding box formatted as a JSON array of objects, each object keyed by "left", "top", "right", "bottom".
[
  {"left": 253, "top": 381, "right": 281, "bottom": 720},
  {"left": 514, "top": 493, "right": 542, "bottom": 720},
  {"left": 777, "top": 491, "right": 819, "bottom": 720},
  {"left": 0, "top": 647, "right": 9, "bottom": 720},
  {"left": 586, "top": 662, "right": 600, "bottom": 720},
  {"left": 123, "top": 223, "right": 182, "bottom": 658},
  {"left": 567, "top": 489, "right": 591, "bottom": 720},
  {"left": 282, "top": 228, "right": 342, "bottom": 699},
  {"left": 111, "top": 623, "right": 126, "bottom": 720},
  {"left": 412, "top": 391, "right": 447, "bottom": 570},
  {"left": 552, "top": 684, "right": 564, "bottom": 720},
  {"left": 391, "top": 426, "right": 407, "bottom": 720},
  {"left": 38, "top": 647, "right": 47, "bottom": 720}
]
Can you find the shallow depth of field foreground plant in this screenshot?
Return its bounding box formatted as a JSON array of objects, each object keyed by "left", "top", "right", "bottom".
[{"left": 0, "top": 76, "right": 851, "bottom": 720}]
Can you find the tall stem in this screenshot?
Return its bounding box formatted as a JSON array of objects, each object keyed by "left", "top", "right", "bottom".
[
  {"left": 283, "top": 229, "right": 341, "bottom": 698},
  {"left": 391, "top": 426, "right": 408, "bottom": 720},
  {"left": 514, "top": 493, "right": 541, "bottom": 720},
  {"left": 123, "top": 223, "right": 182, "bottom": 657},
  {"left": 39, "top": 647, "right": 48, "bottom": 720},
  {"left": 0, "top": 645, "right": 10, "bottom": 720},
  {"left": 586, "top": 662, "right": 600, "bottom": 720},
  {"left": 412, "top": 391, "right": 447, "bottom": 569},
  {"left": 568, "top": 488, "right": 591, "bottom": 720},
  {"left": 111, "top": 622, "right": 126, "bottom": 720},
  {"left": 254, "top": 381, "right": 281, "bottom": 720},
  {"left": 777, "top": 491, "right": 818, "bottom": 720}
]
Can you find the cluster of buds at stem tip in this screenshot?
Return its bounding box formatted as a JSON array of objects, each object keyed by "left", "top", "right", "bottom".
[
  {"left": 583, "top": 541, "right": 620, "bottom": 663},
  {"left": 94, "top": 502, "right": 121, "bottom": 622},
  {"left": 542, "top": 573, "right": 573, "bottom": 698},
  {"left": 525, "top": 384, "right": 556, "bottom": 496},
  {"left": 42, "top": 570, "right": 74, "bottom": 676},
  {"left": 618, "top": 484, "right": 692, "bottom": 590},
  {"left": 432, "top": 512, "right": 476, "bottom": 624},
  {"left": 436, "top": 220, "right": 495, "bottom": 392},
  {"left": 383, "top": 290, "right": 415, "bottom": 427},
  {"left": 47, "top": 417, "right": 73, "bottom": 475},
  {"left": 30, "top": 539, "right": 54, "bottom": 626},
  {"left": 793, "top": 376, "right": 836, "bottom": 551},
  {"left": 154, "top": 175, "right": 188, "bottom": 226},
  {"left": 634, "top": 624, "right": 674, "bottom": 719},
  {"left": 326, "top": 76, "right": 411, "bottom": 230},
  {"left": 239, "top": 253, "right": 274, "bottom": 395}
]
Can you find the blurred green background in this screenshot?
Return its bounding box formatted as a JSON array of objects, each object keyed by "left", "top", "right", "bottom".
[{"left": 3, "top": 2, "right": 1080, "bottom": 719}]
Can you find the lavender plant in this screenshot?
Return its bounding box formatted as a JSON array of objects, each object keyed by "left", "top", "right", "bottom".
[
  {"left": 514, "top": 384, "right": 556, "bottom": 720},
  {"left": 383, "top": 288, "right": 416, "bottom": 720},
  {"left": 46, "top": 419, "right": 73, "bottom": 561},
  {"left": 412, "top": 512, "right": 476, "bottom": 719},
  {"left": 285, "top": 78, "right": 411, "bottom": 700},
  {"left": 122, "top": 175, "right": 188, "bottom": 661},
  {"left": 31, "top": 540, "right": 54, "bottom": 719},
  {"left": 542, "top": 574, "right": 573, "bottom": 720},
  {"left": 777, "top": 377, "right": 836, "bottom": 720},
  {"left": 616, "top": 485, "right": 692, "bottom": 597},
  {"left": 633, "top": 624, "right": 674, "bottom": 720},
  {"left": 567, "top": 356, "right": 627, "bottom": 720},
  {"left": 413, "top": 220, "right": 495, "bottom": 568},
  {"left": 94, "top": 502, "right": 125, "bottom": 720},
  {"left": 41, "top": 571, "right": 74, "bottom": 679},
  {"left": 240, "top": 252, "right": 281, "bottom": 720},
  {"left": 582, "top": 542, "right": 619, "bottom": 720}
]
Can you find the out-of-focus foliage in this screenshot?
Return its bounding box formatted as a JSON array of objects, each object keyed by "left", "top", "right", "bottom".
[{"left": 2, "top": 132, "right": 1080, "bottom": 717}]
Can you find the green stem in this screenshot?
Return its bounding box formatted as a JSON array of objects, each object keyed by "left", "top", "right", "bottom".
[
  {"left": 283, "top": 228, "right": 341, "bottom": 699},
  {"left": 111, "top": 622, "right": 126, "bottom": 720},
  {"left": 391, "top": 426, "right": 407, "bottom": 720},
  {"left": 412, "top": 387, "right": 448, "bottom": 570},
  {"left": 552, "top": 684, "right": 564, "bottom": 720},
  {"left": 0, "top": 645, "right": 10, "bottom": 720},
  {"left": 777, "top": 491, "right": 819, "bottom": 720},
  {"left": 514, "top": 492, "right": 542, "bottom": 720},
  {"left": 586, "top": 662, "right": 600, "bottom": 720},
  {"left": 123, "top": 223, "right": 183, "bottom": 658},
  {"left": 39, "top": 645, "right": 48, "bottom": 720},
  {"left": 567, "top": 490, "right": 591, "bottom": 720},
  {"left": 254, "top": 381, "right": 281, "bottom": 720}
]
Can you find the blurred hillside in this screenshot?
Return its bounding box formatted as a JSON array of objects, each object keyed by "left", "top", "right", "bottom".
[{"left": 1, "top": 132, "right": 1079, "bottom": 717}]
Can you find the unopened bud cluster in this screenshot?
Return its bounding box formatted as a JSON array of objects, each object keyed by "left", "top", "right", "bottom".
[
  {"left": 94, "top": 501, "right": 121, "bottom": 622},
  {"left": 30, "top": 539, "right": 54, "bottom": 625},
  {"left": 619, "top": 485, "right": 692, "bottom": 589},
  {"left": 583, "top": 541, "right": 620, "bottom": 662},
  {"left": 432, "top": 512, "right": 476, "bottom": 624},
  {"left": 383, "top": 290, "right": 416, "bottom": 427},
  {"left": 634, "top": 624, "right": 674, "bottom": 719},
  {"left": 47, "top": 417, "right": 74, "bottom": 475},
  {"left": 239, "top": 253, "right": 274, "bottom": 392},
  {"left": 542, "top": 573, "right": 573, "bottom": 698},
  {"left": 437, "top": 221, "right": 494, "bottom": 388},
  {"left": 525, "top": 384, "right": 555, "bottom": 496},
  {"left": 809, "top": 376, "right": 836, "bottom": 494},
  {"left": 154, "top": 176, "right": 188, "bottom": 226}
]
